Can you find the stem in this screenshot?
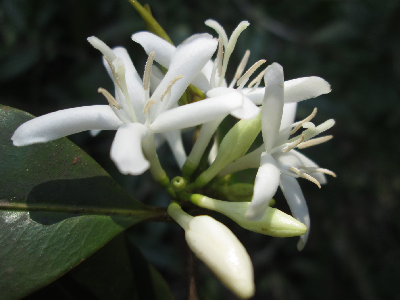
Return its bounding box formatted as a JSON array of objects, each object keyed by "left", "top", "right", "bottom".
[
  {"left": 186, "top": 243, "right": 199, "bottom": 300},
  {"left": 0, "top": 201, "right": 166, "bottom": 219}
]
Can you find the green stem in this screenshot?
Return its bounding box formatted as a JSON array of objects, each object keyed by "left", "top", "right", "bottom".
[{"left": 0, "top": 201, "right": 166, "bottom": 219}]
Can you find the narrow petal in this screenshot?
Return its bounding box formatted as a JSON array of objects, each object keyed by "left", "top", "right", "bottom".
[
  {"left": 273, "top": 150, "right": 327, "bottom": 184},
  {"left": 110, "top": 123, "right": 150, "bottom": 175},
  {"left": 275, "top": 102, "right": 298, "bottom": 144},
  {"left": 150, "top": 91, "right": 242, "bottom": 133},
  {"left": 151, "top": 34, "right": 218, "bottom": 117},
  {"left": 12, "top": 105, "right": 123, "bottom": 146},
  {"left": 163, "top": 130, "right": 187, "bottom": 169},
  {"left": 230, "top": 96, "right": 261, "bottom": 120},
  {"left": 262, "top": 63, "right": 284, "bottom": 152},
  {"left": 207, "top": 87, "right": 260, "bottom": 119},
  {"left": 284, "top": 76, "right": 331, "bottom": 103},
  {"left": 132, "top": 32, "right": 175, "bottom": 68},
  {"left": 100, "top": 47, "right": 145, "bottom": 123},
  {"left": 279, "top": 175, "right": 310, "bottom": 251},
  {"left": 245, "top": 152, "right": 281, "bottom": 221}
]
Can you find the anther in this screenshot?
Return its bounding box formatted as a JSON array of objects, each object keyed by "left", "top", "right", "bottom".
[
  {"left": 297, "top": 135, "right": 333, "bottom": 149},
  {"left": 237, "top": 59, "right": 266, "bottom": 87},
  {"left": 143, "top": 99, "right": 157, "bottom": 114},
  {"left": 290, "top": 108, "right": 318, "bottom": 135},
  {"left": 217, "top": 38, "right": 224, "bottom": 78},
  {"left": 143, "top": 51, "right": 155, "bottom": 91},
  {"left": 98, "top": 87, "right": 120, "bottom": 109},
  {"left": 298, "top": 166, "right": 337, "bottom": 178},
  {"left": 248, "top": 67, "right": 267, "bottom": 89},
  {"left": 233, "top": 50, "right": 250, "bottom": 81},
  {"left": 282, "top": 134, "right": 305, "bottom": 153},
  {"left": 160, "top": 75, "right": 184, "bottom": 102},
  {"left": 289, "top": 167, "right": 321, "bottom": 189}
]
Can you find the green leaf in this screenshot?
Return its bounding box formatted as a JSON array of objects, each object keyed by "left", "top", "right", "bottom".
[
  {"left": 129, "top": 0, "right": 173, "bottom": 45},
  {"left": 70, "top": 234, "right": 174, "bottom": 300},
  {"left": 0, "top": 105, "right": 165, "bottom": 300}
]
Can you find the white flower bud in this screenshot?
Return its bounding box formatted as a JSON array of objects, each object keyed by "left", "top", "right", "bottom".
[{"left": 168, "top": 203, "right": 255, "bottom": 299}]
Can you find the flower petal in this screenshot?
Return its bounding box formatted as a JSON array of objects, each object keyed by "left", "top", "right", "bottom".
[
  {"left": 279, "top": 175, "right": 310, "bottom": 251},
  {"left": 273, "top": 150, "right": 327, "bottom": 184},
  {"left": 163, "top": 130, "right": 187, "bottom": 169},
  {"left": 207, "top": 87, "right": 260, "bottom": 120},
  {"left": 12, "top": 105, "right": 123, "bottom": 146},
  {"left": 262, "top": 63, "right": 284, "bottom": 151},
  {"left": 132, "top": 31, "right": 212, "bottom": 92},
  {"left": 275, "top": 102, "right": 298, "bottom": 145},
  {"left": 284, "top": 76, "right": 331, "bottom": 103},
  {"left": 245, "top": 152, "right": 281, "bottom": 221},
  {"left": 110, "top": 123, "right": 150, "bottom": 175},
  {"left": 150, "top": 91, "right": 242, "bottom": 133},
  {"left": 151, "top": 33, "right": 218, "bottom": 117},
  {"left": 102, "top": 47, "right": 146, "bottom": 123},
  {"left": 132, "top": 31, "right": 175, "bottom": 68}
]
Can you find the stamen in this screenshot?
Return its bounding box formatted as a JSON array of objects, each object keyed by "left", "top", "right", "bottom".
[
  {"left": 210, "top": 38, "right": 223, "bottom": 88},
  {"left": 143, "top": 99, "right": 157, "bottom": 115},
  {"left": 160, "top": 75, "right": 184, "bottom": 102},
  {"left": 143, "top": 51, "right": 155, "bottom": 91},
  {"left": 104, "top": 56, "right": 124, "bottom": 92},
  {"left": 298, "top": 166, "right": 337, "bottom": 178},
  {"left": 289, "top": 167, "right": 321, "bottom": 189},
  {"left": 290, "top": 108, "right": 317, "bottom": 135},
  {"left": 233, "top": 50, "right": 250, "bottom": 82},
  {"left": 297, "top": 135, "right": 333, "bottom": 149},
  {"left": 98, "top": 87, "right": 120, "bottom": 109},
  {"left": 282, "top": 134, "right": 305, "bottom": 153},
  {"left": 248, "top": 67, "right": 267, "bottom": 89},
  {"left": 236, "top": 59, "right": 267, "bottom": 87}
]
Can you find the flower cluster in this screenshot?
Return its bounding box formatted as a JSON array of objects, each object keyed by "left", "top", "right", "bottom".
[{"left": 12, "top": 17, "right": 335, "bottom": 299}]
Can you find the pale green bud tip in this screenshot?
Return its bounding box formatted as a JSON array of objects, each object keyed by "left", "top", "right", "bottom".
[
  {"left": 185, "top": 215, "right": 255, "bottom": 299},
  {"left": 171, "top": 176, "right": 186, "bottom": 191}
]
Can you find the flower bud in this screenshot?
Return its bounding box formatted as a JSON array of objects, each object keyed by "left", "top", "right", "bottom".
[
  {"left": 168, "top": 203, "right": 255, "bottom": 299},
  {"left": 192, "top": 195, "right": 307, "bottom": 237},
  {"left": 191, "top": 112, "right": 261, "bottom": 188}
]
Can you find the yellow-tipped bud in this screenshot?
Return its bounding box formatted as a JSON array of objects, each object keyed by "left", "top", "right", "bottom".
[{"left": 192, "top": 195, "right": 307, "bottom": 237}]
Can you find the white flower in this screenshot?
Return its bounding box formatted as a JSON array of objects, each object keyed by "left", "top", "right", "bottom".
[
  {"left": 219, "top": 63, "right": 335, "bottom": 250},
  {"left": 12, "top": 34, "right": 250, "bottom": 175},
  {"left": 167, "top": 202, "right": 254, "bottom": 299}
]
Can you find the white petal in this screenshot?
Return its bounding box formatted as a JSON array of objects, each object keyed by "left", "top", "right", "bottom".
[
  {"left": 163, "top": 130, "right": 187, "bottom": 169},
  {"left": 279, "top": 175, "right": 310, "bottom": 250},
  {"left": 151, "top": 33, "right": 218, "bottom": 117},
  {"left": 150, "top": 65, "right": 164, "bottom": 93},
  {"left": 284, "top": 76, "right": 331, "bottom": 103},
  {"left": 274, "top": 150, "right": 327, "bottom": 184},
  {"left": 275, "top": 102, "right": 298, "bottom": 144},
  {"left": 243, "top": 87, "right": 264, "bottom": 105},
  {"left": 150, "top": 91, "right": 242, "bottom": 133},
  {"left": 153, "top": 133, "right": 166, "bottom": 149},
  {"left": 262, "top": 63, "right": 284, "bottom": 151},
  {"left": 132, "top": 31, "right": 175, "bottom": 68},
  {"left": 90, "top": 129, "right": 102, "bottom": 137},
  {"left": 12, "top": 105, "right": 123, "bottom": 146},
  {"left": 230, "top": 96, "right": 260, "bottom": 120},
  {"left": 245, "top": 152, "right": 281, "bottom": 220},
  {"left": 110, "top": 123, "right": 150, "bottom": 175}
]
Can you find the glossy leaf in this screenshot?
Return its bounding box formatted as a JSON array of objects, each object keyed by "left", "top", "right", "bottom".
[{"left": 0, "top": 105, "right": 165, "bottom": 300}]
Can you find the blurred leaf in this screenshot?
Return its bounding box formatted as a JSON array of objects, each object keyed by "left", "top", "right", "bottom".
[
  {"left": 70, "top": 233, "right": 174, "bottom": 300},
  {"left": 0, "top": 105, "right": 165, "bottom": 300}
]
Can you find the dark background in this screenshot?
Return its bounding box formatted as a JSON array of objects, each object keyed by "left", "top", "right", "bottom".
[{"left": 1, "top": 0, "right": 400, "bottom": 299}]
